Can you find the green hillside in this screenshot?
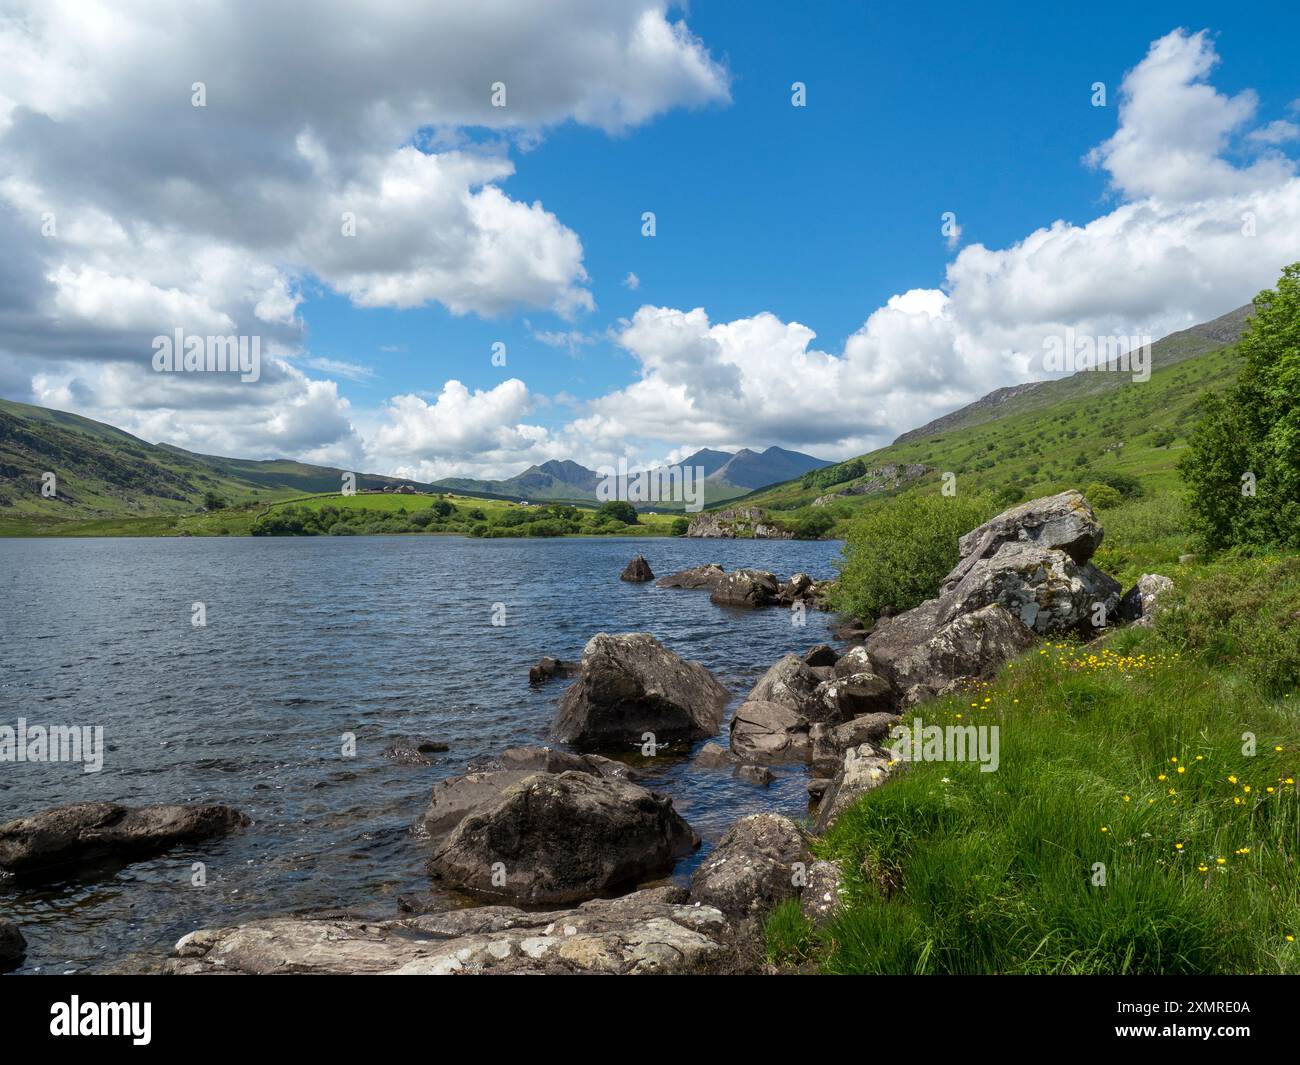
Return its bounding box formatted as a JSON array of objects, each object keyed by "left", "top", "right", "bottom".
[{"left": 731, "top": 334, "right": 1247, "bottom": 563}]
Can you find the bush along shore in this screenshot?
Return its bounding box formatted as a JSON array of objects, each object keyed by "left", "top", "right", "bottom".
[{"left": 10, "top": 487, "right": 1290, "bottom": 976}]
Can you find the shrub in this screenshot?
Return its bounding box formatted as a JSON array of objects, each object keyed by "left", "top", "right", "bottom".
[
  {"left": 1182, "top": 262, "right": 1300, "bottom": 549},
  {"left": 596, "top": 500, "right": 639, "bottom": 525},
  {"left": 833, "top": 492, "right": 995, "bottom": 620},
  {"left": 670, "top": 516, "right": 690, "bottom": 536},
  {"left": 1085, "top": 482, "right": 1123, "bottom": 509}
]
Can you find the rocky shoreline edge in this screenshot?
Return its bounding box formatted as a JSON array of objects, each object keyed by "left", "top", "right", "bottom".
[{"left": 0, "top": 490, "right": 1173, "bottom": 975}]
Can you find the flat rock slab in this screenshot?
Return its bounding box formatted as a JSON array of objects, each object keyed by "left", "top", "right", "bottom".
[
  {"left": 0, "top": 802, "right": 250, "bottom": 879},
  {"left": 165, "top": 886, "right": 730, "bottom": 975}
]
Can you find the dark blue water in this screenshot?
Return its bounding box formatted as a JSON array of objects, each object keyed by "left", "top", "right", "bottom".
[{"left": 0, "top": 534, "right": 842, "bottom": 974}]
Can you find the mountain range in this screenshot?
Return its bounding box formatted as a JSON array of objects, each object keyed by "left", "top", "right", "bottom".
[{"left": 430, "top": 446, "right": 833, "bottom": 506}]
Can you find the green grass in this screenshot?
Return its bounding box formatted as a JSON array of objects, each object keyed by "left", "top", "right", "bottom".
[{"left": 777, "top": 554, "right": 1300, "bottom": 974}]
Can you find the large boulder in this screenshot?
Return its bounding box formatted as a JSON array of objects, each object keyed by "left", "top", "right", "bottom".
[
  {"left": 944, "top": 489, "right": 1104, "bottom": 591},
  {"left": 655, "top": 563, "right": 725, "bottom": 590},
  {"left": 1118, "top": 573, "right": 1174, "bottom": 626},
  {"left": 813, "top": 745, "right": 894, "bottom": 833},
  {"left": 420, "top": 746, "right": 635, "bottom": 840},
  {"left": 166, "top": 886, "right": 730, "bottom": 975},
  {"left": 428, "top": 771, "right": 699, "bottom": 906},
  {"left": 620, "top": 555, "right": 654, "bottom": 582},
  {"left": 709, "top": 569, "right": 780, "bottom": 609},
  {"left": 689, "top": 814, "right": 812, "bottom": 918},
  {"left": 729, "top": 700, "right": 811, "bottom": 763},
  {"left": 802, "top": 643, "right": 840, "bottom": 668},
  {"left": 867, "top": 602, "right": 1038, "bottom": 707},
  {"left": 937, "top": 541, "right": 1122, "bottom": 636},
  {"left": 551, "top": 633, "right": 730, "bottom": 751},
  {"left": 0, "top": 802, "right": 250, "bottom": 879}
]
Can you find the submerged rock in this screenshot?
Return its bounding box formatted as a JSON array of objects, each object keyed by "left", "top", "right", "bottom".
[
  {"left": 428, "top": 771, "right": 699, "bottom": 906},
  {"left": 0, "top": 919, "right": 26, "bottom": 969},
  {"left": 655, "top": 563, "right": 725, "bottom": 590},
  {"left": 620, "top": 555, "right": 655, "bottom": 582},
  {"left": 165, "top": 886, "right": 730, "bottom": 975},
  {"left": 0, "top": 802, "right": 250, "bottom": 879},
  {"left": 551, "top": 633, "right": 730, "bottom": 751},
  {"left": 383, "top": 737, "right": 450, "bottom": 765},
  {"left": 529, "top": 656, "right": 580, "bottom": 685}
]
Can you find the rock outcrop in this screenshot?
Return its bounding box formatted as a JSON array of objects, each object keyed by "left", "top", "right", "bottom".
[
  {"left": 620, "top": 555, "right": 654, "bottom": 582},
  {"left": 551, "top": 633, "right": 730, "bottom": 751},
  {"left": 686, "top": 507, "right": 792, "bottom": 539},
  {"left": 689, "top": 814, "right": 812, "bottom": 919},
  {"left": 710, "top": 568, "right": 780, "bottom": 609},
  {"left": 812, "top": 462, "right": 929, "bottom": 507},
  {"left": 0, "top": 802, "right": 250, "bottom": 879},
  {"left": 428, "top": 771, "right": 698, "bottom": 906},
  {"left": 165, "top": 886, "right": 731, "bottom": 975}
]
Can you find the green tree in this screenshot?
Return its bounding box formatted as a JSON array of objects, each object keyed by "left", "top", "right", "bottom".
[
  {"left": 833, "top": 493, "right": 995, "bottom": 620},
  {"left": 596, "top": 500, "right": 639, "bottom": 525},
  {"left": 1181, "top": 263, "right": 1300, "bottom": 549},
  {"left": 1084, "top": 482, "right": 1123, "bottom": 509},
  {"left": 670, "top": 516, "right": 690, "bottom": 536},
  {"left": 202, "top": 490, "right": 226, "bottom": 511}
]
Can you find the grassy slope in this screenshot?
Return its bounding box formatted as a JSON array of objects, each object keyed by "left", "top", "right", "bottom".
[
  {"left": 768, "top": 555, "right": 1300, "bottom": 974},
  {"left": 732, "top": 341, "right": 1244, "bottom": 540}
]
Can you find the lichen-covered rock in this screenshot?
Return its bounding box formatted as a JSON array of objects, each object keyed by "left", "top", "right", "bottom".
[
  {"left": 1118, "top": 573, "right": 1174, "bottom": 626},
  {"left": 815, "top": 671, "right": 895, "bottom": 720},
  {"left": 0, "top": 802, "right": 250, "bottom": 879},
  {"left": 689, "top": 814, "right": 811, "bottom": 918},
  {"left": 937, "top": 541, "right": 1122, "bottom": 636},
  {"left": 867, "top": 603, "right": 1038, "bottom": 707},
  {"left": 551, "top": 633, "right": 730, "bottom": 751},
  {"left": 800, "top": 860, "right": 846, "bottom": 925},
  {"left": 428, "top": 771, "right": 699, "bottom": 906},
  {"left": 165, "top": 886, "right": 730, "bottom": 975},
  {"left": 945, "top": 489, "right": 1104, "bottom": 591},
  {"left": 813, "top": 745, "right": 894, "bottom": 833}
]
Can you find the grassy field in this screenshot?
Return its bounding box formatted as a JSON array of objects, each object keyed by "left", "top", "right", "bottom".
[
  {"left": 767, "top": 548, "right": 1300, "bottom": 974},
  {"left": 0, "top": 491, "right": 686, "bottom": 538}
]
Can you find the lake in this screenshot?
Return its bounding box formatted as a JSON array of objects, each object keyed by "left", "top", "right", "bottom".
[{"left": 0, "top": 534, "right": 843, "bottom": 974}]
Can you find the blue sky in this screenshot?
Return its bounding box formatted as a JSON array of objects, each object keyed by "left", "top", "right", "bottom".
[{"left": 2, "top": 2, "right": 1299, "bottom": 479}]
